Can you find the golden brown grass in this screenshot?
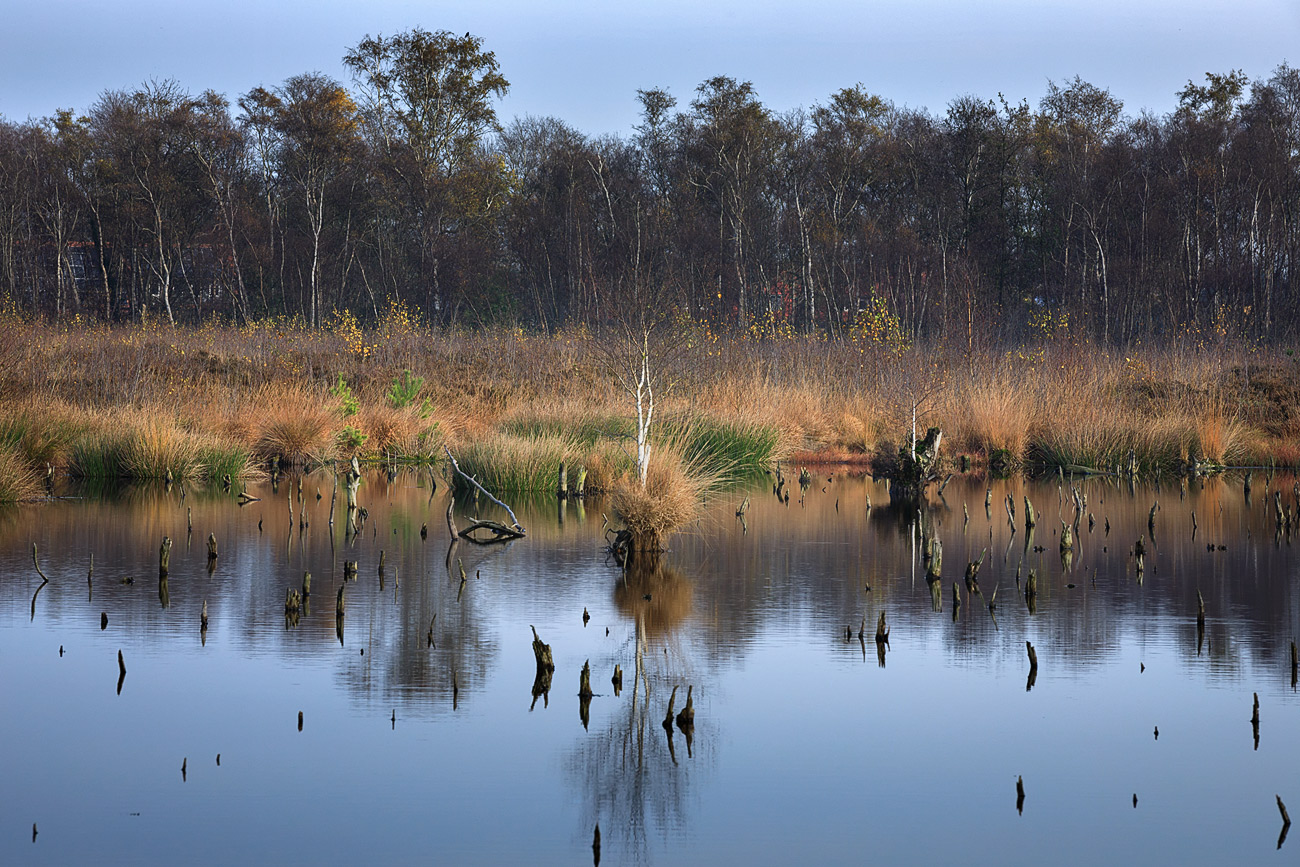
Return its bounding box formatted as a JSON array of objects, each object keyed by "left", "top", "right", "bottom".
[
  {"left": 0, "top": 312, "right": 1297, "bottom": 484},
  {"left": 0, "top": 444, "right": 40, "bottom": 501}
]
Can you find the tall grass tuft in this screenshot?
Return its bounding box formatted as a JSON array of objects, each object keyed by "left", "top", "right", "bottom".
[
  {"left": 611, "top": 437, "right": 731, "bottom": 543},
  {"left": 0, "top": 444, "right": 41, "bottom": 502},
  {"left": 252, "top": 386, "right": 335, "bottom": 464}
]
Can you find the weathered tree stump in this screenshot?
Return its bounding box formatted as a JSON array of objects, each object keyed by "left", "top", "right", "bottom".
[
  {"left": 611, "top": 664, "right": 622, "bottom": 695},
  {"left": 1060, "top": 521, "right": 1073, "bottom": 552},
  {"left": 875, "top": 610, "right": 890, "bottom": 645},
  {"left": 531, "top": 626, "right": 554, "bottom": 673},
  {"left": 1197, "top": 589, "right": 1206, "bottom": 626},
  {"left": 159, "top": 536, "right": 172, "bottom": 578},
  {"left": 1023, "top": 497, "right": 1037, "bottom": 530},
  {"left": 557, "top": 461, "right": 568, "bottom": 500},
  {"left": 579, "top": 659, "right": 593, "bottom": 699},
  {"left": 302, "top": 571, "right": 311, "bottom": 597},
  {"left": 575, "top": 466, "right": 588, "bottom": 498},
  {"left": 201, "top": 600, "right": 209, "bottom": 629},
  {"left": 336, "top": 584, "right": 346, "bottom": 617},
  {"left": 885, "top": 427, "right": 944, "bottom": 507},
  {"left": 207, "top": 533, "right": 218, "bottom": 562},
  {"left": 345, "top": 455, "right": 361, "bottom": 535},
  {"left": 663, "top": 685, "right": 678, "bottom": 730},
  {"left": 926, "top": 538, "right": 943, "bottom": 582}
]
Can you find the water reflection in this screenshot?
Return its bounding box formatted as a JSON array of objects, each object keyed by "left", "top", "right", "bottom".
[{"left": 2, "top": 467, "right": 1300, "bottom": 863}]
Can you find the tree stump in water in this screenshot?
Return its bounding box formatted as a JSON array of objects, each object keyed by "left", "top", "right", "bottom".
[
  {"left": 579, "top": 660, "right": 593, "bottom": 699},
  {"left": 663, "top": 686, "right": 678, "bottom": 730},
  {"left": 345, "top": 456, "right": 361, "bottom": 534},
  {"left": 676, "top": 685, "right": 695, "bottom": 729},
  {"left": 1059, "top": 521, "right": 1073, "bottom": 552},
  {"left": 159, "top": 536, "right": 172, "bottom": 578},
  {"left": 207, "top": 533, "right": 218, "bottom": 562},
  {"left": 886, "top": 427, "right": 944, "bottom": 507},
  {"left": 531, "top": 626, "right": 555, "bottom": 673},
  {"left": 875, "top": 610, "right": 890, "bottom": 645},
  {"left": 1023, "top": 497, "right": 1037, "bottom": 530},
  {"left": 926, "top": 539, "right": 943, "bottom": 581}
]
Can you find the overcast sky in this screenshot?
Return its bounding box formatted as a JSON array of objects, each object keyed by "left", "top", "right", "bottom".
[{"left": 3, "top": 0, "right": 1298, "bottom": 132}]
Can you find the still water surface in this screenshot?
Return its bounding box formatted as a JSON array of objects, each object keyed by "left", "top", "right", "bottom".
[{"left": 1, "top": 470, "right": 1298, "bottom": 865}]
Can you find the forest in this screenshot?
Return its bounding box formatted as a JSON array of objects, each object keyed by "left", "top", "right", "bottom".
[{"left": 3, "top": 28, "right": 1299, "bottom": 346}]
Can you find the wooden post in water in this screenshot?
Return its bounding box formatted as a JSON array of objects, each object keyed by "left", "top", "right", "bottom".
[
  {"left": 1197, "top": 590, "right": 1206, "bottom": 627},
  {"left": 207, "top": 533, "right": 218, "bottom": 562},
  {"left": 557, "top": 462, "right": 568, "bottom": 500},
  {"left": 301, "top": 572, "right": 311, "bottom": 598},
  {"left": 575, "top": 466, "right": 587, "bottom": 498},
  {"left": 612, "top": 664, "right": 623, "bottom": 695},
  {"left": 1024, "top": 497, "right": 1036, "bottom": 530},
  {"left": 336, "top": 584, "right": 346, "bottom": 617},
  {"left": 1060, "top": 521, "right": 1073, "bottom": 552},
  {"left": 159, "top": 536, "right": 172, "bottom": 578}
]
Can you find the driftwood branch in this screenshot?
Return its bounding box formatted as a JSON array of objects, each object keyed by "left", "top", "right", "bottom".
[{"left": 444, "top": 446, "right": 526, "bottom": 536}]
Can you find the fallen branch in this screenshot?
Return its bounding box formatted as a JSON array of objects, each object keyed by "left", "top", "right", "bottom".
[
  {"left": 458, "top": 519, "right": 526, "bottom": 544},
  {"left": 444, "top": 446, "right": 526, "bottom": 536}
]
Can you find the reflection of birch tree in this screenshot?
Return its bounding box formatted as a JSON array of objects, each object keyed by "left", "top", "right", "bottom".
[{"left": 564, "top": 561, "right": 712, "bottom": 864}]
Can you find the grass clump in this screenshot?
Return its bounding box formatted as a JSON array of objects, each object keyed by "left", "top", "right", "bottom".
[
  {"left": 666, "top": 415, "right": 780, "bottom": 476},
  {"left": 0, "top": 444, "right": 41, "bottom": 502},
  {"left": 71, "top": 415, "right": 256, "bottom": 483},
  {"left": 452, "top": 430, "right": 625, "bottom": 494}
]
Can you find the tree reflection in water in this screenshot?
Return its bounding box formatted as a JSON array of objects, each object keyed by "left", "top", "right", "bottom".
[{"left": 565, "top": 558, "right": 711, "bottom": 864}]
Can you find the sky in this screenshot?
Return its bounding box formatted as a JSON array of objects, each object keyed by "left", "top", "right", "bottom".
[{"left": 3, "top": 0, "right": 1298, "bottom": 133}]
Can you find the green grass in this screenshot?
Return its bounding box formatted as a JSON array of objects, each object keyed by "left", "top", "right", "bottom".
[
  {"left": 1025, "top": 432, "right": 1180, "bottom": 474},
  {"left": 0, "top": 410, "right": 85, "bottom": 467},
  {"left": 71, "top": 426, "right": 256, "bottom": 483},
  {"left": 452, "top": 431, "right": 625, "bottom": 493},
  {"left": 664, "top": 416, "right": 780, "bottom": 477}
]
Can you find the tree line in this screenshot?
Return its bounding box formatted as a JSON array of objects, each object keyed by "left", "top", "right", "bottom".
[{"left": 2, "top": 28, "right": 1299, "bottom": 346}]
